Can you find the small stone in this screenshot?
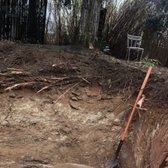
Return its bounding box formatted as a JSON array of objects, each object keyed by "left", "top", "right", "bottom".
[
  {"left": 114, "top": 118, "right": 120, "bottom": 122},
  {"left": 69, "top": 101, "right": 81, "bottom": 110},
  {"left": 71, "top": 96, "right": 78, "bottom": 101},
  {"left": 48, "top": 137, "right": 52, "bottom": 141},
  {"left": 55, "top": 132, "right": 59, "bottom": 135},
  {"left": 17, "top": 95, "right": 23, "bottom": 99},
  {"left": 9, "top": 93, "right": 16, "bottom": 98}
]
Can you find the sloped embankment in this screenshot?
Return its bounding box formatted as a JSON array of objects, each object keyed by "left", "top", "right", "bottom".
[{"left": 0, "top": 43, "right": 167, "bottom": 168}]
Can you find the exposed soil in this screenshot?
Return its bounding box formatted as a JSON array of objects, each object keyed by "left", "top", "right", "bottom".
[{"left": 0, "top": 41, "right": 168, "bottom": 168}]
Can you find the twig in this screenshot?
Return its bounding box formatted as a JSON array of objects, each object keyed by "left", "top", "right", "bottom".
[
  {"left": 80, "top": 77, "right": 90, "bottom": 84},
  {"left": 0, "top": 73, "right": 8, "bottom": 76},
  {"left": 37, "top": 86, "right": 50, "bottom": 93},
  {"left": 10, "top": 71, "right": 30, "bottom": 75},
  {"left": 7, "top": 68, "right": 24, "bottom": 71},
  {"left": 55, "top": 82, "right": 81, "bottom": 103},
  {"left": 51, "top": 76, "right": 90, "bottom": 85},
  {"left": 4, "top": 82, "right": 36, "bottom": 91},
  {"left": 50, "top": 77, "right": 70, "bottom": 80},
  {"left": 111, "top": 93, "right": 133, "bottom": 113}
]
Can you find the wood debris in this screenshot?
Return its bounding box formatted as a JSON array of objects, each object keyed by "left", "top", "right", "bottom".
[
  {"left": 4, "top": 82, "right": 36, "bottom": 91},
  {"left": 37, "top": 86, "right": 50, "bottom": 93}
]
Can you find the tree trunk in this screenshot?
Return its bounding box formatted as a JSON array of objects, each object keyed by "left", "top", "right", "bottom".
[
  {"left": 27, "top": 0, "right": 37, "bottom": 43},
  {"left": 80, "top": 0, "right": 102, "bottom": 44}
]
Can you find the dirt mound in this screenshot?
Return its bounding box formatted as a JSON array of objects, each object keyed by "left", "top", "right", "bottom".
[
  {"left": 0, "top": 43, "right": 168, "bottom": 105},
  {"left": 0, "top": 43, "right": 167, "bottom": 168}
]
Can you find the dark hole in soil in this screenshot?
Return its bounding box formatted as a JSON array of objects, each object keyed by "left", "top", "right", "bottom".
[{"left": 159, "top": 154, "right": 168, "bottom": 168}]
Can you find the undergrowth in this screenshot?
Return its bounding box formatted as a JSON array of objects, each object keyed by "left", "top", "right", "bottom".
[{"left": 131, "top": 57, "right": 161, "bottom": 67}]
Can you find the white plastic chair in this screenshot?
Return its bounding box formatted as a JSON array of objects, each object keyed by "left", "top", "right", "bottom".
[{"left": 126, "top": 34, "right": 144, "bottom": 61}]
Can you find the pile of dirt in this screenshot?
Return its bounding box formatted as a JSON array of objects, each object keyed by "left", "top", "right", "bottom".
[
  {"left": 0, "top": 42, "right": 168, "bottom": 105},
  {"left": 0, "top": 42, "right": 167, "bottom": 168}
]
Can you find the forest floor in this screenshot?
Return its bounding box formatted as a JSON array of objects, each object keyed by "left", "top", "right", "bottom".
[{"left": 0, "top": 41, "right": 168, "bottom": 168}]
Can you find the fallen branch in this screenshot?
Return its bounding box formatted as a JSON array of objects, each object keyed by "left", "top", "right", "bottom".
[
  {"left": 10, "top": 71, "right": 30, "bottom": 75},
  {"left": 51, "top": 76, "right": 90, "bottom": 84},
  {"left": 0, "top": 70, "right": 30, "bottom": 76},
  {"left": 0, "top": 73, "right": 8, "bottom": 76},
  {"left": 7, "top": 68, "right": 30, "bottom": 75},
  {"left": 50, "top": 77, "right": 70, "bottom": 80},
  {"left": 80, "top": 77, "right": 90, "bottom": 84},
  {"left": 7, "top": 68, "right": 24, "bottom": 71},
  {"left": 4, "top": 82, "right": 36, "bottom": 91},
  {"left": 37, "top": 86, "right": 50, "bottom": 93}
]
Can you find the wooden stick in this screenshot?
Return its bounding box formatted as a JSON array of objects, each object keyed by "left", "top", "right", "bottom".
[
  {"left": 37, "top": 86, "right": 50, "bottom": 93},
  {"left": 4, "top": 82, "right": 36, "bottom": 91},
  {"left": 55, "top": 82, "right": 81, "bottom": 103},
  {"left": 7, "top": 68, "right": 24, "bottom": 71}
]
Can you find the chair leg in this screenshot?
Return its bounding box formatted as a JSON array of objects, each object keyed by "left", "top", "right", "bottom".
[
  {"left": 140, "top": 50, "right": 144, "bottom": 61},
  {"left": 138, "top": 50, "right": 141, "bottom": 61},
  {"left": 126, "top": 49, "right": 128, "bottom": 60},
  {"left": 127, "top": 48, "right": 130, "bottom": 61},
  {"left": 135, "top": 50, "right": 139, "bottom": 61}
]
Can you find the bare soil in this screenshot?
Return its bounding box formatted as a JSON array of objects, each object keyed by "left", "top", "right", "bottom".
[{"left": 0, "top": 42, "right": 168, "bottom": 168}]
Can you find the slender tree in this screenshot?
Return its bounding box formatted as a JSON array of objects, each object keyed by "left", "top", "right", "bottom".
[{"left": 27, "top": 0, "right": 37, "bottom": 42}]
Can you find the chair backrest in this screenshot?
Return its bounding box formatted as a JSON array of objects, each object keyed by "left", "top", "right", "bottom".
[{"left": 127, "top": 34, "right": 142, "bottom": 48}]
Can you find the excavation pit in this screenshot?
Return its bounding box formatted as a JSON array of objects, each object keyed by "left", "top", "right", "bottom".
[{"left": 0, "top": 43, "right": 168, "bottom": 168}]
